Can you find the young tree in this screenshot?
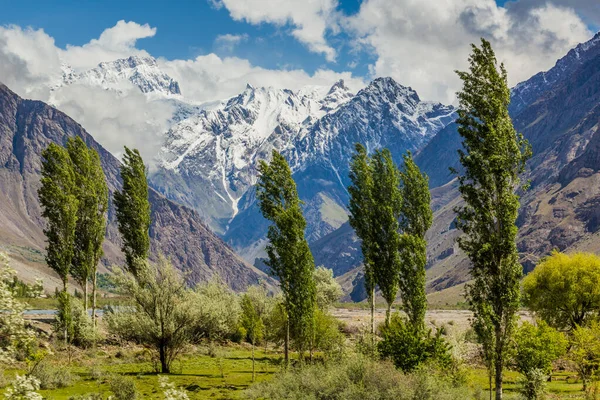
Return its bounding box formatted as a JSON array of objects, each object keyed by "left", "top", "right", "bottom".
[
  {"left": 348, "top": 143, "right": 377, "bottom": 336},
  {"left": 569, "top": 321, "right": 600, "bottom": 392},
  {"left": 370, "top": 149, "right": 402, "bottom": 325},
  {"left": 399, "top": 151, "right": 432, "bottom": 330},
  {"left": 256, "top": 150, "right": 316, "bottom": 364},
  {"left": 192, "top": 277, "right": 241, "bottom": 341},
  {"left": 38, "top": 143, "right": 78, "bottom": 292},
  {"left": 67, "top": 137, "right": 108, "bottom": 323},
  {"left": 314, "top": 266, "right": 343, "bottom": 310},
  {"left": 454, "top": 39, "right": 531, "bottom": 400},
  {"left": 523, "top": 251, "right": 600, "bottom": 331},
  {"left": 107, "top": 256, "right": 195, "bottom": 373},
  {"left": 513, "top": 321, "right": 567, "bottom": 400},
  {"left": 114, "top": 147, "right": 151, "bottom": 278},
  {"left": 241, "top": 294, "right": 264, "bottom": 382}
]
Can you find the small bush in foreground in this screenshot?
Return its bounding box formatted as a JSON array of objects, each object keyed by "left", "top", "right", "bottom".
[
  {"left": 30, "top": 361, "right": 75, "bottom": 389},
  {"left": 3, "top": 374, "right": 43, "bottom": 400},
  {"left": 108, "top": 375, "right": 138, "bottom": 400},
  {"left": 245, "top": 354, "right": 471, "bottom": 400}
]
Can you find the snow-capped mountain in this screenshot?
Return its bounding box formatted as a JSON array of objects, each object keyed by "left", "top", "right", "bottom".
[
  {"left": 220, "top": 78, "right": 455, "bottom": 258},
  {"left": 56, "top": 55, "right": 181, "bottom": 97},
  {"left": 152, "top": 80, "right": 354, "bottom": 232}
]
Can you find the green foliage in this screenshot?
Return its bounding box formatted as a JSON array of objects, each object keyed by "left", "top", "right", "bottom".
[
  {"left": 192, "top": 277, "right": 241, "bottom": 341},
  {"left": 314, "top": 266, "right": 343, "bottom": 310},
  {"left": 38, "top": 142, "right": 79, "bottom": 289},
  {"left": 312, "top": 308, "right": 345, "bottom": 360},
  {"left": 67, "top": 137, "right": 108, "bottom": 314},
  {"left": 54, "top": 290, "right": 74, "bottom": 344},
  {"left": 30, "top": 361, "right": 75, "bottom": 389},
  {"left": 114, "top": 147, "right": 151, "bottom": 278},
  {"left": 517, "top": 368, "right": 547, "bottom": 400},
  {"left": 454, "top": 38, "right": 531, "bottom": 399},
  {"left": 107, "top": 257, "right": 195, "bottom": 373},
  {"left": 399, "top": 151, "right": 432, "bottom": 329},
  {"left": 348, "top": 144, "right": 403, "bottom": 325},
  {"left": 369, "top": 149, "right": 402, "bottom": 323},
  {"left": 569, "top": 321, "right": 600, "bottom": 391},
  {"left": 108, "top": 375, "right": 138, "bottom": 400},
  {"left": 240, "top": 294, "right": 264, "bottom": 346},
  {"left": 377, "top": 313, "right": 451, "bottom": 372},
  {"left": 245, "top": 354, "right": 470, "bottom": 400},
  {"left": 523, "top": 251, "right": 600, "bottom": 331},
  {"left": 256, "top": 150, "right": 316, "bottom": 350},
  {"left": 513, "top": 321, "right": 567, "bottom": 376},
  {"left": 348, "top": 143, "right": 377, "bottom": 331}
]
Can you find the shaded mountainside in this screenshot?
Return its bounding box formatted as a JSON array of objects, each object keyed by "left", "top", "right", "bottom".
[{"left": 0, "top": 83, "right": 268, "bottom": 291}]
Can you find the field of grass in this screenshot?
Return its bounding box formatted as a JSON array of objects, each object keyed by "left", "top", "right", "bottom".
[{"left": 1, "top": 345, "right": 281, "bottom": 399}]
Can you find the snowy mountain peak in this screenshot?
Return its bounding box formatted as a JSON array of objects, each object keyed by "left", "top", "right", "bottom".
[{"left": 56, "top": 55, "right": 181, "bottom": 97}]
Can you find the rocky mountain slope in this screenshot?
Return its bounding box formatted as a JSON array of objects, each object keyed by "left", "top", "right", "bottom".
[
  {"left": 0, "top": 83, "right": 268, "bottom": 291},
  {"left": 317, "top": 31, "right": 600, "bottom": 299}
]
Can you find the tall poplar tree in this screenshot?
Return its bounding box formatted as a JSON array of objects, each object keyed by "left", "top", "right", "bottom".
[
  {"left": 114, "top": 147, "right": 151, "bottom": 278},
  {"left": 399, "top": 152, "right": 432, "bottom": 330},
  {"left": 454, "top": 39, "right": 531, "bottom": 400},
  {"left": 38, "top": 143, "right": 78, "bottom": 292},
  {"left": 348, "top": 143, "right": 376, "bottom": 336},
  {"left": 256, "top": 150, "right": 316, "bottom": 365},
  {"left": 67, "top": 137, "right": 108, "bottom": 322},
  {"left": 370, "top": 149, "right": 402, "bottom": 325}
]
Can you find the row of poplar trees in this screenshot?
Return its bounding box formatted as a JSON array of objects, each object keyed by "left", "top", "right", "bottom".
[{"left": 38, "top": 138, "right": 151, "bottom": 341}]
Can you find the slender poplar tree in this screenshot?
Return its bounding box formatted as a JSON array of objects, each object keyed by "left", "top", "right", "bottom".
[
  {"left": 39, "top": 142, "right": 79, "bottom": 343},
  {"left": 399, "top": 151, "right": 432, "bottom": 330},
  {"left": 38, "top": 143, "right": 78, "bottom": 292},
  {"left": 370, "top": 149, "right": 402, "bottom": 325},
  {"left": 67, "top": 137, "right": 108, "bottom": 323},
  {"left": 454, "top": 39, "right": 531, "bottom": 400},
  {"left": 348, "top": 143, "right": 376, "bottom": 336},
  {"left": 114, "top": 147, "right": 151, "bottom": 278},
  {"left": 256, "top": 150, "right": 316, "bottom": 365}
]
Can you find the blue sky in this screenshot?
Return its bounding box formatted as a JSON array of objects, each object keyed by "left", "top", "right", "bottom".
[
  {"left": 4, "top": 0, "right": 588, "bottom": 80},
  {"left": 0, "top": 0, "right": 372, "bottom": 75}
]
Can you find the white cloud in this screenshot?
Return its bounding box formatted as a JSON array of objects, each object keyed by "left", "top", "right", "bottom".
[
  {"left": 214, "top": 33, "right": 248, "bottom": 52},
  {"left": 159, "top": 54, "right": 365, "bottom": 103},
  {"left": 349, "top": 0, "right": 593, "bottom": 104},
  {"left": 61, "top": 20, "right": 155, "bottom": 70},
  {"left": 213, "top": 0, "right": 340, "bottom": 61}
]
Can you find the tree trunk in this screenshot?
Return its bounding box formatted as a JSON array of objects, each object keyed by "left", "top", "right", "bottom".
[
  {"left": 63, "top": 280, "right": 68, "bottom": 345},
  {"left": 489, "top": 370, "right": 493, "bottom": 400},
  {"left": 83, "top": 280, "right": 88, "bottom": 314},
  {"left": 159, "top": 344, "right": 169, "bottom": 374},
  {"left": 370, "top": 288, "right": 375, "bottom": 335},
  {"left": 91, "top": 271, "right": 97, "bottom": 327},
  {"left": 385, "top": 302, "right": 392, "bottom": 326},
  {"left": 495, "top": 341, "right": 503, "bottom": 400},
  {"left": 285, "top": 318, "right": 290, "bottom": 367},
  {"left": 252, "top": 341, "right": 256, "bottom": 382}
]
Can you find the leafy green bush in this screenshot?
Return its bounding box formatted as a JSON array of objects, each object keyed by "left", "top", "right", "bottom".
[
  {"left": 245, "top": 354, "right": 470, "bottom": 400},
  {"left": 192, "top": 277, "right": 241, "bottom": 341},
  {"left": 312, "top": 308, "right": 346, "bottom": 360},
  {"left": 378, "top": 313, "right": 451, "bottom": 372},
  {"left": 517, "top": 368, "right": 547, "bottom": 400},
  {"left": 109, "top": 375, "right": 138, "bottom": 400},
  {"left": 30, "top": 361, "right": 75, "bottom": 389}
]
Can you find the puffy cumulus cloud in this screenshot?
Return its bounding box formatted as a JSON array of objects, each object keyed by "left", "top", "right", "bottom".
[
  {"left": 0, "top": 21, "right": 169, "bottom": 165},
  {"left": 0, "top": 25, "right": 61, "bottom": 98},
  {"left": 61, "top": 20, "right": 155, "bottom": 70},
  {"left": 213, "top": 0, "right": 340, "bottom": 61},
  {"left": 349, "top": 0, "right": 593, "bottom": 104},
  {"left": 214, "top": 33, "right": 249, "bottom": 52},
  {"left": 159, "top": 54, "right": 365, "bottom": 103},
  {"left": 505, "top": 0, "right": 600, "bottom": 27},
  {"left": 50, "top": 84, "right": 173, "bottom": 168}
]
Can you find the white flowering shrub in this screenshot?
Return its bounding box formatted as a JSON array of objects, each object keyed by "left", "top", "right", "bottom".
[
  {"left": 0, "top": 253, "right": 37, "bottom": 363},
  {"left": 3, "top": 374, "right": 43, "bottom": 400},
  {"left": 159, "top": 376, "right": 189, "bottom": 400}
]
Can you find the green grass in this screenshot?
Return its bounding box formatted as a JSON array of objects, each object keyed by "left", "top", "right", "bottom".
[{"left": 1, "top": 346, "right": 281, "bottom": 399}]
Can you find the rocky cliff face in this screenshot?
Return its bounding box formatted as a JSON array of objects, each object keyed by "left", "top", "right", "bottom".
[{"left": 0, "top": 83, "right": 267, "bottom": 291}]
